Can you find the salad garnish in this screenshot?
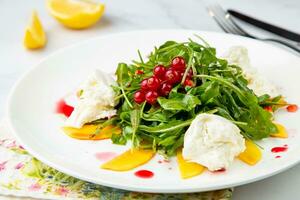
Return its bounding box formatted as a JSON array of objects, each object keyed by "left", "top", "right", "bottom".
[
  {"left": 59, "top": 36, "right": 295, "bottom": 177},
  {"left": 107, "top": 37, "right": 281, "bottom": 156}
]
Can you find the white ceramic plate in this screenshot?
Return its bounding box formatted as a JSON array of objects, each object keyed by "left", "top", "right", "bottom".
[{"left": 7, "top": 30, "right": 300, "bottom": 193}]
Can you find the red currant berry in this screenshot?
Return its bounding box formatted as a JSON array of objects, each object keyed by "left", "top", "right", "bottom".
[
  {"left": 145, "top": 91, "right": 158, "bottom": 104},
  {"left": 164, "top": 69, "right": 181, "bottom": 85},
  {"left": 159, "top": 83, "right": 172, "bottom": 96},
  {"left": 135, "top": 69, "right": 144, "bottom": 75},
  {"left": 171, "top": 56, "right": 186, "bottom": 72},
  {"left": 140, "top": 79, "right": 148, "bottom": 90},
  {"left": 187, "top": 69, "right": 193, "bottom": 79},
  {"left": 134, "top": 91, "right": 145, "bottom": 104},
  {"left": 153, "top": 65, "right": 166, "bottom": 79},
  {"left": 147, "top": 76, "right": 160, "bottom": 91},
  {"left": 183, "top": 79, "right": 194, "bottom": 87},
  {"left": 180, "top": 69, "right": 193, "bottom": 79},
  {"left": 264, "top": 106, "right": 273, "bottom": 112}
]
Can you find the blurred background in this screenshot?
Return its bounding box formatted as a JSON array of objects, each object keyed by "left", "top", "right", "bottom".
[{"left": 0, "top": 0, "right": 299, "bottom": 199}]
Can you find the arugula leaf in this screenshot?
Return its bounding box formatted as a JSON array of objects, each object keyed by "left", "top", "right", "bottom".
[
  {"left": 157, "top": 94, "right": 201, "bottom": 111},
  {"left": 112, "top": 37, "right": 282, "bottom": 156},
  {"left": 116, "top": 63, "right": 133, "bottom": 108},
  {"left": 116, "top": 63, "right": 130, "bottom": 86},
  {"left": 200, "top": 81, "right": 220, "bottom": 103},
  {"left": 130, "top": 109, "right": 141, "bottom": 147},
  {"left": 139, "top": 119, "right": 192, "bottom": 133},
  {"left": 142, "top": 109, "right": 168, "bottom": 122},
  {"left": 111, "top": 133, "right": 127, "bottom": 145}
]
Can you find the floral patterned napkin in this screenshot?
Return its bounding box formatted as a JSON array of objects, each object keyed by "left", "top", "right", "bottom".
[{"left": 0, "top": 120, "right": 233, "bottom": 200}]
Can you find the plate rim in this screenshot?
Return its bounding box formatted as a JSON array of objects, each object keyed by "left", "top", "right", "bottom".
[{"left": 6, "top": 29, "right": 300, "bottom": 193}]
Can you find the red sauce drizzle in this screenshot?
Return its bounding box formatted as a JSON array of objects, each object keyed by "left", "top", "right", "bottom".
[
  {"left": 95, "top": 152, "right": 117, "bottom": 162},
  {"left": 271, "top": 145, "right": 288, "bottom": 153},
  {"left": 212, "top": 168, "right": 226, "bottom": 173},
  {"left": 56, "top": 99, "right": 74, "bottom": 117},
  {"left": 134, "top": 170, "right": 154, "bottom": 179},
  {"left": 287, "top": 104, "right": 298, "bottom": 112}
]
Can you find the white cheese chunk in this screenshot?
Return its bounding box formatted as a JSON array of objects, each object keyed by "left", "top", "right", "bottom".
[
  {"left": 223, "top": 46, "right": 280, "bottom": 97},
  {"left": 182, "top": 114, "right": 245, "bottom": 171},
  {"left": 65, "top": 69, "right": 118, "bottom": 128}
]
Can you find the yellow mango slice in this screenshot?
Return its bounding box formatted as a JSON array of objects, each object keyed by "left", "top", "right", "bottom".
[
  {"left": 238, "top": 140, "right": 262, "bottom": 165},
  {"left": 62, "top": 125, "right": 121, "bottom": 140},
  {"left": 176, "top": 150, "right": 205, "bottom": 179},
  {"left": 271, "top": 123, "right": 288, "bottom": 138},
  {"left": 101, "top": 149, "right": 155, "bottom": 171}
]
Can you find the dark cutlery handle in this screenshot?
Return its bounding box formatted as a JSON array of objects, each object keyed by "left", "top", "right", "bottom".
[{"left": 228, "top": 9, "right": 300, "bottom": 42}]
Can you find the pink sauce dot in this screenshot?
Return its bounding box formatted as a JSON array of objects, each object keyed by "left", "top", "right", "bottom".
[
  {"left": 56, "top": 99, "right": 74, "bottom": 117},
  {"left": 275, "top": 155, "right": 281, "bottom": 159},
  {"left": 271, "top": 145, "right": 288, "bottom": 153},
  {"left": 55, "top": 187, "right": 69, "bottom": 196},
  {"left": 28, "top": 183, "right": 41, "bottom": 191},
  {"left": 286, "top": 104, "right": 298, "bottom": 112},
  {"left": 0, "top": 139, "right": 6, "bottom": 145},
  {"left": 15, "top": 162, "right": 24, "bottom": 169},
  {"left": 213, "top": 168, "right": 226, "bottom": 173},
  {"left": 0, "top": 161, "right": 7, "bottom": 171},
  {"left": 95, "top": 152, "right": 117, "bottom": 162},
  {"left": 134, "top": 170, "right": 154, "bottom": 179},
  {"left": 158, "top": 160, "right": 163, "bottom": 164},
  {"left": 6, "top": 141, "right": 16, "bottom": 148}
]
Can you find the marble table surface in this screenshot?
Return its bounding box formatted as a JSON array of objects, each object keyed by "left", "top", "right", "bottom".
[{"left": 0, "top": 0, "right": 299, "bottom": 199}]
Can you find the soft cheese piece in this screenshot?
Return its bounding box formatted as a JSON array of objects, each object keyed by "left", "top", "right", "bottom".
[
  {"left": 65, "top": 69, "right": 118, "bottom": 128},
  {"left": 182, "top": 114, "right": 245, "bottom": 171},
  {"left": 223, "top": 46, "right": 280, "bottom": 97}
]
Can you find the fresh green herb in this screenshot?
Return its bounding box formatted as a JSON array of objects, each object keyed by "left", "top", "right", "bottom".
[
  {"left": 130, "top": 109, "right": 141, "bottom": 147},
  {"left": 157, "top": 94, "right": 201, "bottom": 112},
  {"left": 116, "top": 63, "right": 134, "bottom": 109},
  {"left": 112, "top": 37, "right": 279, "bottom": 156}
]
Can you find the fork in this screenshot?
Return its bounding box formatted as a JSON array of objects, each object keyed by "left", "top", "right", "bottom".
[{"left": 207, "top": 4, "right": 300, "bottom": 54}]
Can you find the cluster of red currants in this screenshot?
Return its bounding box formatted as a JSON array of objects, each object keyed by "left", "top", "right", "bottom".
[{"left": 134, "top": 56, "right": 194, "bottom": 105}]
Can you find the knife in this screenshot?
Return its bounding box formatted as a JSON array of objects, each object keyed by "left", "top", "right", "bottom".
[{"left": 228, "top": 9, "right": 300, "bottom": 42}]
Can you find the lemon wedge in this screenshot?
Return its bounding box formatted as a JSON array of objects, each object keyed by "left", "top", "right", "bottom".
[
  {"left": 47, "top": 0, "right": 105, "bottom": 29},
  {"left": 23, "top": 11, "right": 47, "bottom": 49}
]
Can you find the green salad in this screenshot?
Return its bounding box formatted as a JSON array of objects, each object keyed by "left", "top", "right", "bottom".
[{"left": 91, "top": 37, "right": 283, "bottom": 157}]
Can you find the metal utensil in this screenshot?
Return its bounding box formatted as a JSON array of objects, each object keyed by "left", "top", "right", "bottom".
[
  {"left": 207, "top": 4, "right": 300, "bottom": 54},
  {"left": 228, "top": 9, "right": 300, "bottom": 42}
]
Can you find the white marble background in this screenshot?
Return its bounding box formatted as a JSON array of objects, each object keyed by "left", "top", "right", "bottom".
[{"left": 0, "top": 0, "right": 300, "bottom": 199}]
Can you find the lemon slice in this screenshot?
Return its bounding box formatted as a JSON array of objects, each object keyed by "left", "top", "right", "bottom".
[
  {"left": 47, "top": 0, "right": 105, "bottom": 29},
  {"left": 23, "top": 11, "right": 47, "bottom": 49}
]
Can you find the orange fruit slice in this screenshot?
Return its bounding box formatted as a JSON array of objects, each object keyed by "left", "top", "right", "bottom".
[
  {"left": 47, "top": 0, "right": 105, "bottom": 29},
  {"left": 23, "top": 11, "right": 46, "bottom": 49}
]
